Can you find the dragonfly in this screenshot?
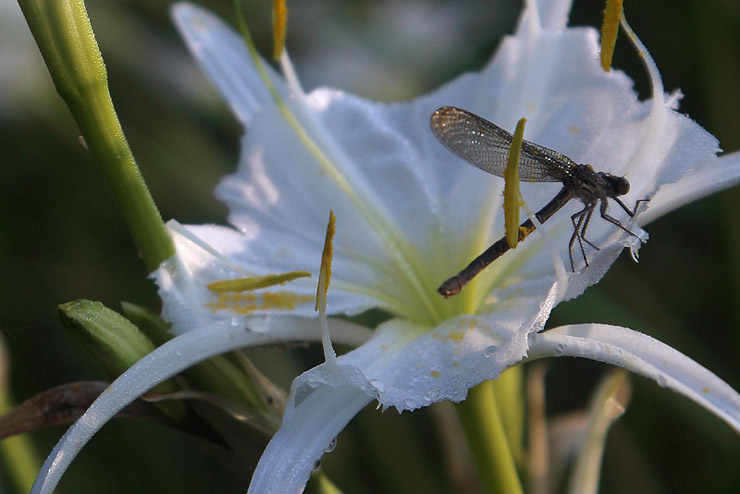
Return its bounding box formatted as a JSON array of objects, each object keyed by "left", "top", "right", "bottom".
[{"left": 430, "top": 106, "right": 646, "bottom": 298}]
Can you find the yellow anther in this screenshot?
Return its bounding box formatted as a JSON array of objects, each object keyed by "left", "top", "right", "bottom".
[
  {"left": 207, "top": 271, "right": 311, "bottom": 292},
  {"left": 272, "top": 0, "right": 288, "bottom": 60},
  {"left": 504, "top": 117, "right": 527, "bottom": 249},
  {"left": 315, "top": 210, "right": 335, "bottom": 312},
  {"left": 600, "top": 0, "right": 624, "bottom": 72}
]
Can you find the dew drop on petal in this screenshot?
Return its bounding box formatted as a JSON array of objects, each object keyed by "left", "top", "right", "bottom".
[
  {"left": 325, "top": 437, "right": 337, "bottom": 453},
  {"left": 369, "top": 379, "right": 386, "bottom": 393},
  {"left": 657, "top": 373, "right": 668, "bottom": 388},
  {"left": 312, "top": 459, "right": 322, "bottom": 472}
]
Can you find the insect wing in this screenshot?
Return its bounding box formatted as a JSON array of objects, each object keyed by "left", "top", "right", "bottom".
[{"left": 431, "top": 106, "right": 573, "bottom": 183}]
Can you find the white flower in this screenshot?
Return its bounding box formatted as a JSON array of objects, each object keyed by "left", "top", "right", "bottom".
[{"left": 33, "top": 0, "right": 740, "bottom": 493}]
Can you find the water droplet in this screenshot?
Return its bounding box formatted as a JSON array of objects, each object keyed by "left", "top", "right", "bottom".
[
  {"left": 656, "top": 373, "right": 668, "bottom": 388},
  {"left": 483, "top": 346, "right": 497, "bottom": 357},
  {"left": 369, "top": 379, "right": 386, "bottom": 393},
  {"left": 230, "top": 317, "right": 241, "bottom": 327},
  {"left": 403, "top": 398, "right": 417, "bottom": 409},
  {"left": 325, "top": 437, "right": 337, "bottom": 453},
  {"left": 554, "top": 343, "right": 567, "bottom": 356},
  {"left": 312, "top": 458, "right": 322, "bottom": 472}
]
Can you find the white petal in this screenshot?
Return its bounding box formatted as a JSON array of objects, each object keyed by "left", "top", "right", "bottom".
[
  {"left": 528, "top": 324, "right": 740, "bottom": 433},
  {"left": 153, "top": 222, "right": 322, "bottom": 333},
  {"left": 30, "top": 319, "right": 369, "bottom": 494},
  {"left": 528, "top": 0, "right": 573, "bottom": 31},
  {"left": 249, "top": 273, "right": 563, "bottom": 494},
  {"left": 247, "top": 385, "right": 371, "bottom": 494},
  {"left": 200, "top": 1, "right": 719, "bottom": 324},
  {"left": 170, "top": 2, "right": 287, "bottom": 125},
  {"left": 639, "top": 150, "right": 740, "bottom": 225},
  {"left": 284, "top": 280, "right": 560, "bottom": 417},
  {"left": 169, "top": 1, "right": 723, "bottom": 327},
  {"left": 216, "top": 89, "right": 483, "bottom": 322},
  {"left": 154, "top": 223, "right": 377, "bottom": 338}
]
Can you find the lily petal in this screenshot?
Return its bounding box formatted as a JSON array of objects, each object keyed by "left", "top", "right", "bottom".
[
  {"left": 527, "top": 324, "right": 740, "bottom": 433},
  {"left": 639, "top": 150, "right": 740, "bottom": 225},
  {"left": 168, "top": 0, "right": 723, "bottom": 332},
  {"left": 287, "top": 279, "right": 562, "bottom": 414},
  {"left": 30, "top": 317, "right": 371, "bottom": 494},
  {"left": 248, "top": 385, "right": 371, "bottom": 494},
  {"left": 243, "top": 280, "right": 563, "bottom": 493},
  {"left": 155, "top": 222, "right": 322, "bottom": 334},
  {"left": 171, "top": 2, "right": 287, "bottom": 125}
]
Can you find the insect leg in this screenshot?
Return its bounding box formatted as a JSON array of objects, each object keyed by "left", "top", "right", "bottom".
[
  {"left": 569, "top": 204, "right": 595, "bottom": 270},
  {"left": 600, "top": 199, "right": 641, "bottom": 238},
  {"left": 612, "top": 196, "right": 650, "bottom": 217},
  {"left": 578, "top": 207, "right": 600, "bottom": 251}
]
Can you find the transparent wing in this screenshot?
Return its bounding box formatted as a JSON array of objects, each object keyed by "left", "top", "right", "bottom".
[{"left": 430, "top": 106, "right": 576, "bottom": 183}]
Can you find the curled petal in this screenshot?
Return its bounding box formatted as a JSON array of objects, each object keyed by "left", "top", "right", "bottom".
[
  {"left": 31, "top": 318, "right": 371, "bottom": 494},
  {"left": 639, "top": 150, "right": 740, "bottom": 225},
  {"left": 528, "top": 324, "right": 740, "bottom": 433},
  {"left": 247, "top": 385, "right": 372, "bottom": 494}
]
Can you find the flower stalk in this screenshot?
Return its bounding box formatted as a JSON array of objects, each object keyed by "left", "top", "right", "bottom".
[
  {"left": 0, "top": 395, "right": 41, "bottom": 492},
  {"left": 17, "top": 0, "right": 173, "bottom": 272},
  {"left": 456, "top": 379, "right": 523, "bottom": 494},
  {"left": 0, "top": 337, "right": 41, "bottom": 492}
]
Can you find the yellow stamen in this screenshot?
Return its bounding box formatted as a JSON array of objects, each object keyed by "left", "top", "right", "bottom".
[
  {"left": 207, "top": 271, "right": 311, "bottom": 292},
  {"left": 504, "top": 118, "right": 527, "bottom": 249},
  {"left": 315, "top": 210, "right": 335, "bottom": 312},
  {"left": 272, "top": 0, "right": 288, "bottom": 60},
  {"left": 600, "top": 0, "right": 623, "bottom": 72}
]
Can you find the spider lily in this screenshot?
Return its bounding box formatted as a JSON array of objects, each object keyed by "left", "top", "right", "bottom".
[{"left": 32, "top": 0, "right": 740, "bottom": 492}]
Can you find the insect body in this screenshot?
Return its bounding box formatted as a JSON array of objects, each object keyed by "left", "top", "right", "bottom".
[{"left": 430, "top": 106, "right": 645, "bottom": 298}]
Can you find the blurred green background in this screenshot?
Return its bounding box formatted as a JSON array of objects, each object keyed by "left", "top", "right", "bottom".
[{"left": 1, "top": 0, "right": 739, "bottom": 492}]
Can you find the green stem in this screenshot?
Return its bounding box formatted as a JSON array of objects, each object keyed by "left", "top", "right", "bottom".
[
  {"left": 18, "top": 0, "right": 173, "bottom": 272},
  {"left": 306, "top": 471, "right": 344, "bottom": 494},
  {"left": 0, "top": 396, "right": 40, "bottom": 492},
  {"left": 0, "top": 337, "right": 41, "bottom": 493},
  {"left": 456, "top": 379, "right": 523, "bottom": 494},
  {"left": 493, "top": 366, "right": 525, "bottom": 466}
]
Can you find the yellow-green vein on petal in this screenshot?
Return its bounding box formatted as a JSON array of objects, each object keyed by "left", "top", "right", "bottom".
[{"left": 232, "top": 2, "right": 442, "bottom": 325}]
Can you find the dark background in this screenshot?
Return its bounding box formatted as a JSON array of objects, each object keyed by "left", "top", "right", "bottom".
[{"left": 1, "top": 0, "right": 739, "bottom": 492}]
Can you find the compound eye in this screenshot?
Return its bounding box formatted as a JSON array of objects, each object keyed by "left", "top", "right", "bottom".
[{"left": 615, "top": 177, "right": 630, "bottom": 195}]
